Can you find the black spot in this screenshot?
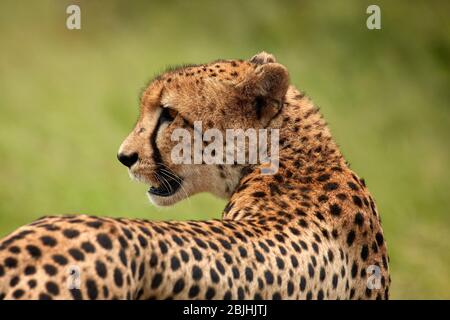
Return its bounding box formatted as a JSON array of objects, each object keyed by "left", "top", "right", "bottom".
[
  {"left": 346, "top": 230, "right": 356, "bottom": 246},
  {"left": 290, "top": 255, "right": 299, "bottom": 268},
  {"left": 28, "top": 279, "right": 37, "bottom": 289},
  {"left": 216, "top": 260, "right": 225, "bottom": 275},
  {"left": 12, "top": 289, "right": 25, "bottom": 299},
  {"left": 151, "top": 273, "right": 163, "bottom": 289},
  {"left": 223, "top": 252, "right": 233, "bottom": 265},
  {"left": 276, "top": 257, "right": 285, "bottom": 270},
  {"left": 86, "top": 279, "right": 98, "bottom": 300},
  {"left": 257, "top": 278, "right": 264, "bottom": 290},
  {"left": 336, "top": 193, "right": 347, "bottom": 200},
  {"left": 63, "top": 229, "right": 80, "bottom": 239},
  {"left": 327, "top": 249, "right": 334, "bottom": 262},
  {"left": 172, "top": 235, "right": 183, "bottom": 246},
  {"left": 219, "top": 239, "right": 231, "bottom": 250},
  {"left": 329, "top": 203, "right": 342, "bottom": 216},
  {"left": 351, "top": 262, "right": 358, "bottom": 278},
  {"left": 114, "top": 268, "right": 123, "bottom": 287},
  {"left": 158, "top": 240, "right": 168, "bottom": 253},
  {"left": 96, "top": 233, "right": 113, "bottom": 250},
  {"left": 245, "top": 267, "right": 253, "bottom": 282},
  {"left": 317, "top": 289, "right": 324, "bottom": 300},
  {"left": 347, "top": 181, "right": 359, "bottom": 190},
  {"left": 354, "top": 212, "right": 364, "bottom": 226},
  {"left": 312, "top": 242, "right": 320, "bottom": 254},
  {"left": 205, "top": 287, "right": 216, "bottom": 300},
  {"left": 231, "top": 266, "right": 240, "bottom": 279},
  {"left": 24, "top": 265, "right": 36, "bottom": 275},
  {"left": 117, "top": 236, "right": 128, "bottom": 250},
  {"left": 300, "top": 240, "right": 308, "bottom": 250},
  {"left": 319, "top": 267, "right": 326, "bottom": 281},
  {"left": 119, "top": 249, "right": 127, "bottom": 267},
  {"left": 372, "top": 241, "right": 379, "bottom": 253},
  {"left": 332, "top": 274, "right": 339, "bottom": 289},
  {"left": 332, "top": 229, "right": 339, "bottom": 239},
  {"left": 188, "top": 285, "right": 200, "bottom": 298},
  {"left": 375, "top": 232, "right": 384, "bottom": 246},
  {"left": 81, "top": 241, "right": 96, "bottom": 253},
  {"left": 8, "top": 246, "right": 20, "bottom": 254},
  {"left": 180, "top": 250, "right": 189, "bottom": 263},
  {"left": 352, "top": 195, "right": 363, "bottom": 207},
  {"left": 38, "top": 293, "right": 52, "bottom": 300},
  {"left": 382, "top": 255, "right": 388, "bottom": 269},
  {"left": 68, "top": 248, "right": 84, "bottom": 261},
  {"left": 4, "top": 257, "right": 17, "bottom": 269},
  {"left": 26, "top": 245, "right": 41, "bottom": 259},
  {"left": 95, "top": 260, "right": 107, "bottom": 278},
  {"left": 252, "top": 191, "right": 266, "bottom": 198},
  {"left": 254, "top": 249, "right": 265, "bottom": 263},
  {"left": 10, "top": 276, "right": 19, "bottom": 287},
  {"left": 287, "top": 281, "right": 294, "bottom": 296},
  {"left": 149, "top": 253, "right": 158, "bottom": 267},
  {"left": 138, "top": 235, "right": 148, "bottom": 248},
  {"left": 86, "top": 221, "right": 103, "bottom": 229},
  {"left": 361, "top": 245, "right": 369, "bottom": 261},
  {"left": 103, "top": 286, "right": 109, "bottom": 298},
  {"left": 238, "top": 246, "right": 247, "bottom": 258},
  {"left": 43, "top": 264, "right": 57, "bottom": 276},
  {"left": 210, "top": 268, "right": 220, "bottom": 283},
  {"left": 317, "top": 173, "right": 331, "bottom": 182},
  {"left": 361, "top": 268, "right": 367, "bottom": 278},
  {"left": 171, "top": 256, "right": 181, "bottom": 271},
  {"left": 264, "top": 270, "right": 274, "bottom": 285},
  {"left": 324, "top": 182, "right": 339, "bottom": 191},
  {"left": 70, "top": 289, "right": 83, "bottom": 300},
  {"left": 173, "top": 278, "right": 185, "bottom": 294},
  {"left": 192, "top": 265, "right": 203, "bottom": 281},
  {"left": 208, "top": 241, "right": 219, "bottom": 251},
  {"left": 299, "top": 219, "right": 308, "bottom": 228},
  {"left": 46, "top": 281, "right": 60, "bottom": 295},
  {"left": 52, "top": 254, "right": 68, "bottom": 266},
  {"left": 234, "top": 287, "right": 243, "bottom": 299},
  {"left": 308, "top": 263, "right": 315, "bottom": 278}
]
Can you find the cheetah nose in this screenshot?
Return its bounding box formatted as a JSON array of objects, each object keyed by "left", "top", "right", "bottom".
[{"left": 117, "top": 152, "right": 139, "bottom": 168}]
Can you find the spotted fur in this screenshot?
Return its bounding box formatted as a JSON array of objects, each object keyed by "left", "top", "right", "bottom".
[{"left": 0, "top": 52, "right": 390, "bottom": 300}]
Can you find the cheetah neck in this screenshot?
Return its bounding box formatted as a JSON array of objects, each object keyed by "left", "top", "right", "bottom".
[{"left": 223, "top": 85, "right": 347, "bottom": 220}]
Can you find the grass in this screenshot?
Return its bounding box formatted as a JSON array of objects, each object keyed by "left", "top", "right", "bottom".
[{"left": 0, "top": 0, "right": 449, "bottom": 299}]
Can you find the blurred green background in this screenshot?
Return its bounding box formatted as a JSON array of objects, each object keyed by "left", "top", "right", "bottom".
[{"left": 0, "top": 0, "right": 448, "bottom": 299}]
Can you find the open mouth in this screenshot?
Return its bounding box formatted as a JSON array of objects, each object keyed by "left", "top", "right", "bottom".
[{"left": 148, "top": 170, "right": 183, "bottom": 197}]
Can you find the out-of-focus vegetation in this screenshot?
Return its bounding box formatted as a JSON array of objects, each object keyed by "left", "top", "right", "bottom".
[{"left": 0, "top": 0, "right": 448, "bottom": 299}]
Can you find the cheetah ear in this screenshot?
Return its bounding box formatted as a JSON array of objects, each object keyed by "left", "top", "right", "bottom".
[
  {"left": 239, "top": 53, "right": 289, "bottom": 125},
  {"left": 252, "top": 62, "right": 289, "bottom": 101},
  {"left": 246, "top": 52, "right": 289, "bottom": 101},
  {"left": 249, "top": 51, "right": 277, "bottom": 64},
  {"left": 240, "top": 58, "right": 289, "bottom": 125}
]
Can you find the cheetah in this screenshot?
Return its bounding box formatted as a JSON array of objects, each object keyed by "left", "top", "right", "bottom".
[{"left": 0, "top": 52, "right": 390, "bottom": 300}]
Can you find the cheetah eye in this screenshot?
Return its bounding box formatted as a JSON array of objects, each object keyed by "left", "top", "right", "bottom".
[{"left": 160, "top": 106, "right": 178, "bottom": 123}]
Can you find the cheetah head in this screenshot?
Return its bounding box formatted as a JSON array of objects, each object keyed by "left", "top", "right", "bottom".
[{"left": 118, "top": 52, "right": 289, "bottom": 206}]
